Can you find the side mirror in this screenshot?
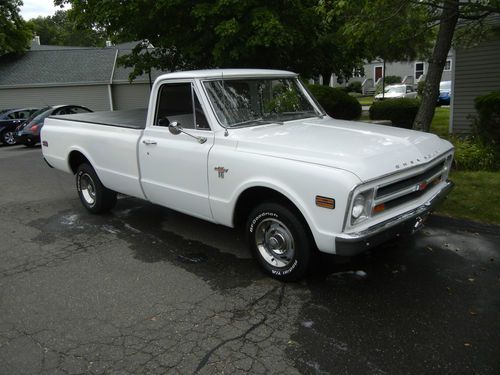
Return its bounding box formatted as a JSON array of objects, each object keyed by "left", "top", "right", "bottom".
[{"left": 168, "top": 121, "right": 183, "bottom": 135}]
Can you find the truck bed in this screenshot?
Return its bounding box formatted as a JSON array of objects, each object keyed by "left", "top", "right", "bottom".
[{"left": 49, "top": 108, "right": 147, "bottom": 130}]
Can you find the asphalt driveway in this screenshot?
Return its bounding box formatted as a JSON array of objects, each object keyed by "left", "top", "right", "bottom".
[{"left": 1, "top": 145, "right": 499, "bottom": 374}]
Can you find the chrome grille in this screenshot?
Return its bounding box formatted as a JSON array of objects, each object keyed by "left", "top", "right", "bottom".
[{"left": 373, "top": 158, "right": 448, "bottom": 213}]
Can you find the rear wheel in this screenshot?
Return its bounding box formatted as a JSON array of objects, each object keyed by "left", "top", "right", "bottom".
[
  {"left": 76, "top": 163, "right": 117, "bottom": 214},
  {"left": 246, "top": 203, "right": 313, "bottom": 281},
  {"left": 1, "top": 130, "right": 16, "bottom": 146}
]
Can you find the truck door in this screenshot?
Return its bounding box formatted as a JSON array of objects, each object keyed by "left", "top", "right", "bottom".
[{"left": 138, "top": 81, "right": 214, "bottom": 220}]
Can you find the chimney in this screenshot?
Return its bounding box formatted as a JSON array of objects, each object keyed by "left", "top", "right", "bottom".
[
  {"left": 33, "top": 35, "right": 40, "bottom": 45},
  {"left": 105, "top": 40, "right": 113, "bottom": 47}
]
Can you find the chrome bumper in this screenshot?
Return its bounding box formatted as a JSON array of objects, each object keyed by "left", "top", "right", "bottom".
[{"left": 335, "top": 180, "right": 454, "bottom": 256}]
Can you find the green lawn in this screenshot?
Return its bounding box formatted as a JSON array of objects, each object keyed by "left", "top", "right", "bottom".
[
  {"left": 435, "top": 171, "right": 500, "bottom": 225},
  {"left": 357, "top": 96, "right": 374, "bottom": 106},
  {"left": 428, "top": 107, "right": 500, "bottom": 225},
  {"left": 430, "top": 107, "right": 450, "bottom": 139}
]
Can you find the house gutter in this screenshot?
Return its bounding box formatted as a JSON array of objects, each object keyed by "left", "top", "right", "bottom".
[{"left": 108, "top": 48, "right": 119, "bottom": 111}]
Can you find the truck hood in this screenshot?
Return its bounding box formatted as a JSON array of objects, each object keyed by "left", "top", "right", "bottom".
[{"left": 234, "top": 117, "right": 453, "bottom": 182}]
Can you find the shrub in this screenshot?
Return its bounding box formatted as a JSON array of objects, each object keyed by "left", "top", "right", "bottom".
[
  {"left": 450, "top": 136, "right": 496, "bottom": 171},
  {"left": 369, "top": 98, "right": 420, "bottom": 128},
  {"left": 384, "top": 75, "right": 402, "bottom": 85},
  {"left": 307, "top": 84, "right": 362, "bottom": 120},
  {"left": 347, "top": 81, "right": 362, "bottom": 94},
  {"left": 474, "top": 91, "right": 500, "bottom": 147}
]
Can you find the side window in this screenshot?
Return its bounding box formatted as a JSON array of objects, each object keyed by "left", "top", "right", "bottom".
[
  {"left": 155, "top": 82, "right": 210, "bottom": 130},
  {"left": 156, "top": 83, "right": 195, "bottom": 129}
]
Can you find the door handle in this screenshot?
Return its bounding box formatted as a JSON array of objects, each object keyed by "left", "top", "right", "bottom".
[{"left": 142, "top": 139, "right": 157, "bottom": 145}]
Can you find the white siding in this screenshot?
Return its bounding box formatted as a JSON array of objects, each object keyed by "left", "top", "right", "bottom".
[
  {"left": 112, "top": 83, "right": 151, "bottom": 110},
  {"left": 0, "top": 85, "right": 110, "bottom": 111},
  {"left": 452, "top": 35, "right": 500, "bottom": 134}
]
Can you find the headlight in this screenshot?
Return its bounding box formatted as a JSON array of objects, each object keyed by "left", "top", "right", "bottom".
[{"left": 350, "top": 189, "right": 374, "bottom": 225}]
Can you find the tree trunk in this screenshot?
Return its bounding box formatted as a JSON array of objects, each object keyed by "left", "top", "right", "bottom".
[{"left": 413, "top": 0, "right": 459, "bottom": 132}]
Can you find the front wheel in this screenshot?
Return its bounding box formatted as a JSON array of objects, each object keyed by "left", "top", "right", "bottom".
[
  {"left": 76, "top": 163, "right": 117, "bottom": 214},
  {"left": 246, "top": 203, "right": 313, "bottom": 281}
]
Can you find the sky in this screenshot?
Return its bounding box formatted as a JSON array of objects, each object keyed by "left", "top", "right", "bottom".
[{"left": 20, "top": 0, "right": 69, "bottom": 20}]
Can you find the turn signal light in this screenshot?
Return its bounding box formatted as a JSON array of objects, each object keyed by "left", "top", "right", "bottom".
[
  {"left": 315, "top": 196, "right": 335, "bottom": 209},
  {"left": 373, "top": 203, "right": 385, "bottom": 214}
]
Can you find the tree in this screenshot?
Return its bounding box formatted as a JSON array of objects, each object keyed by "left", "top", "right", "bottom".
[
  {"left": 28, "top": 10, "right": 105, "bottom": 47},
  {"left": 55, "top": 0, "right": 366, "bottom": 82},
  {"left": 0, "top": 0, "right": 32, "bottom": 56},
  {"left": 320, "top": 0, "right": 500, "bottom": 132}
]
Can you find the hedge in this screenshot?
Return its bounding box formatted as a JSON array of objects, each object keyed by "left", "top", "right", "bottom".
[
  {"left": 307, "top": 84, "right": 362, "bottom": 120},
  {"left": 474, "top": 91, "right": 500, "bottom": 147},
  {"left": 369, "top": 98, "right": 420, "bottom": 128}
]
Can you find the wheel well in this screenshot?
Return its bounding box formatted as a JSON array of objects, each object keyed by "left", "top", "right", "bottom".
[
  {"left": 233, "top": 186, "right": 308, "bottom": 230},
  {"left": 68, "top": 151, "right": 90, "bottom": 174}
]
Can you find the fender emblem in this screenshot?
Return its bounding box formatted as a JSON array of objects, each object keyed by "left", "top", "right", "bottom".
[{"left": 214, "top": 166, "right": 228, "bottom": 179}]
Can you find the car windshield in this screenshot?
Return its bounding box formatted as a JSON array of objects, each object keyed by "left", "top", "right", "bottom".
[
  {"left": 203, "top": 77, "right": 323, "bottom": 127},
  {"left": 28, "top": 106, "right": 52, "bottom": 123},
  {"left": 440, "top": 81, "right": 451, "bottom": 91},
  {"left": 384, "top": 85, "right": 405, "bottom": 94}
]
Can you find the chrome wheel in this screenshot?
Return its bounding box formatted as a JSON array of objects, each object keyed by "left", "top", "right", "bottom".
[
  {"left": 2, "top": 131, "right": 16, "bottom": 145},
  {"left": 79, "top": 173, "right": 96, "bottom": 206},
  {"left": 255, "top": 218, "right": 295, "bottom": 268}
]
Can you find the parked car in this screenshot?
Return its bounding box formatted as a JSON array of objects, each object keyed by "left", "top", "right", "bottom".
[
  {"left": 16, "top": 105, "right": 92, "bottom": 147},
  {"left": 374, "top": 84, "right": 418, "bottom": 101},
  {"left": 437, "top": 81, "right": 451, "bottom": 106},
  {"left": 42, "top": 69, "right": 454, "bottom": 281},
  {"left": 0, "top": 108, "right": 39, "bottom": 145}
]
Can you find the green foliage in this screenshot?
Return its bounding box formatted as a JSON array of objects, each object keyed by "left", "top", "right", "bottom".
[
  {"left": 0, "top": 0, "right": 32, "bottom": 56},
  {"left": 450, "top": 136, "right": 496, "bottom": 171},
  {"left": 55, "top": 0, "right": 367, "bottom": 82},
  {"left": 473, "top": 91, "right": 500, "bottom": 147},
  {"left": 369, "top": 98, "right": 420, "bottom": 128},
  {"left": 383, "top": 75, "right": 402, "bottom": 85},
  {"left": 347, "top": 81, "right": 362, "bottom": 93},
  {"left": 28, "top": 10, "right": 105, "bottom": 47},
  {"left": 308, "top": 84, "right": 361, "bottom": 120}
]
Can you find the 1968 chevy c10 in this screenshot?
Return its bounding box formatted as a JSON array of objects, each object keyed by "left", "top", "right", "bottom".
[{"left": 41, "top": 69, "right": 454, "bottom": 281}]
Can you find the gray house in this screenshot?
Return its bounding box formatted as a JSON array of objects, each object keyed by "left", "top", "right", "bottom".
[
  {"left": 451, "top": 19, "right": 500, "bottom": 134},
  {"left": 0, "top": 39, "right": 163, "bottom": 112},
  {"left": 330, "top": 53, "right": 454, "bottom": 95}
]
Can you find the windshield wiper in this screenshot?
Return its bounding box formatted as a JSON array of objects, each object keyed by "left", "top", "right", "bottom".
[{"left": 230, "top": 118, "right": 282, "bottom": 128}]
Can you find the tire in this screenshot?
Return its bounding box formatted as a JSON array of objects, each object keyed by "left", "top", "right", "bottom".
[
  {"left": 246, "top": 202, "right": 313, "bottom": 281},
  {"left": 76, "top": 163, "right": 117, "bottom": 214},
  {"left": 1, "top": 130, "right": 17, "bottom": 146},
  {"left": 24, "top": 137, "right": 36, "bottom": 147}
]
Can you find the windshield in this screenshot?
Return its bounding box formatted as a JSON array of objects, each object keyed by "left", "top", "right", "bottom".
[
  {"left": 440, "top": 81, "right": 451, "bottom": 91},
  {"left": 21, "top": 106, "right": 51, "bottom": 128},
  {"left": 384, "top": 85, "right": 405, "bottom": 94},
  {"left": 203, "top": 77, "right": 323, "bottom": 127}
]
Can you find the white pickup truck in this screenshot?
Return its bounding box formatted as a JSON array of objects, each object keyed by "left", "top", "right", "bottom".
[{"left": 42, "top": 69, "right": 454, "bottom": 281}]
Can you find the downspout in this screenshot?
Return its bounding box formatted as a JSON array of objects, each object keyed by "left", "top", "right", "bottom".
[{"left": 108, "top": 48, "right": 118, "bottom": 111}]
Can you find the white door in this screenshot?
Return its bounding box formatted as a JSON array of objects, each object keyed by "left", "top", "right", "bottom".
[{"left": 138, "top": 81, "right": 215, "bottom": 220}]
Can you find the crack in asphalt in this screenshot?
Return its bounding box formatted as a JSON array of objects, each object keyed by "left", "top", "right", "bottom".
[{"left": 194, "top": 285, "right": 285, "bottom": 373}]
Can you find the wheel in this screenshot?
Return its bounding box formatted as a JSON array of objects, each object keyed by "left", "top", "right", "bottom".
[
  {"left": 246, "top": 202, "right": 313, "bottom": 281},
  {"left": 24, "top": 137, "right": 36, "bottom": 147},
  {"left": 76, "top": 163, "right": 117, "bottom": 214},
  {"left": 1, "top": 130, "right": 17, "bottom": 146}
]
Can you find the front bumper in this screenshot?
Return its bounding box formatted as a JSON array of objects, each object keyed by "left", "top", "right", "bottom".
[{"left": 335, "top": 180, "right": 454, "bottom": 256}]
